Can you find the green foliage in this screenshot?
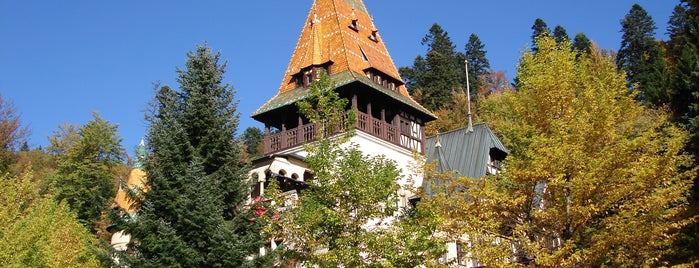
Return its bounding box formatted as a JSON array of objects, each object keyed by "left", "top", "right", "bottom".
[
  {"left": 296, "top": 70, "right": 355, "bottom": 142},
  {"left": 264, "top": 73, "right": 446, "bottom": 267},
  {"left": 52, "top": 112, "right": 125, "bottom": 230},
  {"left": 617, "top": 3, "right": 670, "bottom": 107},
  {"left": 553, "top": 25, "right": 569, "bottom": 44},
  {"left": 572, "top": 32, "right": 592, "bottom": 54},
  {"left": 400, "top": 23, "right": 463, "bottom": 111},
  {"left": 240, "top": 126, "right": 263, "bottom": 158},
  {"left": 665, "top": 1, "right": 699, "bottom": 264},
  {"left": 0, "top": 95, "right": 29, "bottom": 172},
  {"left": 433, "top": 35, "right": 694, "bottom": 267},
  {"left": 0, "top": 170, "right": 102, "bottom": 267},
  {"left": 531, "top": 18, "right": 550, "bottom": 52},
  {"left": 125, "top": 44, "right": 269, "bottom": 267},
  {"left": 463, "top": 33, "right": 490, "bottom": 103}
]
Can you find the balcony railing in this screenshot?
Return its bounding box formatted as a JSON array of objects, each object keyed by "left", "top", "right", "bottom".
[{"left": 263, "top": 110, "right": 423, "bottom": 154}]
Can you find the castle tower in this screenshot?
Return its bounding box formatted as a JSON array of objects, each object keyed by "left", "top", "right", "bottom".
[
  {"left": 250, "top": 0, "right": 436, "bottom": 196},
  {"left": 110, "top": 139, "right": 148, "bottom": 252}
]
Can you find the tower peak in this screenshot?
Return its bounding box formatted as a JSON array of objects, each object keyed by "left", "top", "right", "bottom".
[{"left": 253, "top": 0, "right": 434, "bottom": 120}]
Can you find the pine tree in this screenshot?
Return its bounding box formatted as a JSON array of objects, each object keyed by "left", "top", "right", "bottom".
[
  {"left": 240, "top": 126, "right": 263, "bottom": 159},
  {"left": 553, "top": 25, "right": 569, "bottom": 44},
  {"left": 572, "top": 32, "right": 592, "bottom": 54},
  {"left": 617, "top": 3, "right": 670, "bottom": 107},
  {"left": 531, "top": 18, "right": 551, "bottom": 52},
  {"left": 668, "top": 1, "right": 699, "bottom": 157},
  {"left": 464, "top": 33, "right": 490, "bottom": 102},
  {"left": 664, "top": 1, "right": 699, "bottom": 264},
  {"left": 400, "top": 23, "right": 462, "bottom": 110},
  {"left": 124, "top": 45, "right": 270, "bottom": 267}
]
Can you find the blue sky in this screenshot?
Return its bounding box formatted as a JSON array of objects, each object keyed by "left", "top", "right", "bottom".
[{"left": 0, "top": 0, "right": 677, "bottom": 156}]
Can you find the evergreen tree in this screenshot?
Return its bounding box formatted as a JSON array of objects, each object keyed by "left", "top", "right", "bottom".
[
  {"left": 531, "top": 18, "right": 550, "bottom": 52},
  {"left": 667, "top": 1, "right": 699, "bottom": 157},
  {"left": 400, "top": 23, "right": 462, "bottom": 110},
  {"left": 664, "top": 2, "right": 699, "bottom": 264},
  {"left": 124, "top": 45, "right": 270, "bottom": 267},
  {"left": 617, "top": 3, "right": 670, "bottom": 107},
  {"left": 464, "top": 33, "right": 490, "bottom": 102},
  {"left": 240, "top": 126, "right": 263, "bottom": 158},
  {"left": 553, "top": 25, "right": 569, "bottom": 44},
  {"left": 572, "top": 32, "right": 592, "bottom": 54},
  {"left": 52, "top": 112, "right": 125, "bottom": 230}
]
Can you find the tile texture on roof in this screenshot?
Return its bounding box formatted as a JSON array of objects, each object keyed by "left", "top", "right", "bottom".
[{"left": 253, "top": 0, "right": 430, "bottom": 118}]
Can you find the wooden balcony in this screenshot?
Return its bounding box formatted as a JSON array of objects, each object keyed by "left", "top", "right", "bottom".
[{"left": 263, "top": 110, "right": 424, "bottom": 154}]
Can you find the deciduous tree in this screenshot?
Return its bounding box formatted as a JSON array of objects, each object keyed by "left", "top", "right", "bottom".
[
  {"left": 429, "top": 35, "right": 694, "bottom": 267},
  {"left": 52, "top": 112, "right": 125, "bottom": 231},
  {"left": 0, "top": 169, "right": 102, "bottom": 267},
  {"left": 0, "top": 95, "right": 28, "bottom": 172},
  {"left": 267, "top": 72, "right": 446, "bottom": 267}
]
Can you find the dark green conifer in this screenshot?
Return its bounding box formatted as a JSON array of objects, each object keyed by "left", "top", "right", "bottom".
[
  {"left": 400, "top": 23, "right": 461, "bottom": 110},
  {"left": 125, "top": 45, "right": 269, "bottom": 267},
  {"left": 572, "top": 32, "right": 592, "bottom": 54},
  {"left": 553, "top": 25, "right": 569, "bottom": 44},
  {"left": 617, "top": 3, "right": 670, "bottom": 107},
  {"left": 531, "top": 18, "right": 550, "bottom": 52},
  {"left": 463, "top": 33, "right": 490, "bottom": 100}
]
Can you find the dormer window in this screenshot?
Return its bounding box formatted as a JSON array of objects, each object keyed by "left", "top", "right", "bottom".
[
  {"left": 349, "top": 8, "right": 358, "bottom": 32},
  {"left": 369, "top": 29, "right": 378, "bottom": 42},
  {"left": 349, "top": 19, "right": 358, "bottom": 31}
]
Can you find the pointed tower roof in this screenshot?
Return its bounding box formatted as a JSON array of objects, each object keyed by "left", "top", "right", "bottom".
[{"left": 252, "top": 0, "right": 434, "bottom": 120}]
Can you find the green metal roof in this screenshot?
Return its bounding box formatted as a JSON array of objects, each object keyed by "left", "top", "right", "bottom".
[{"left": 423, "top": 123, "right": 508, "bottom": 196}]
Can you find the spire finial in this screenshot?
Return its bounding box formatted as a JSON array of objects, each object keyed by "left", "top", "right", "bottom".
[
  {"left": 312, "top": 0, "right": 320, "bottom": 24},
  {"left": 465, "top": 59, "right": 474, "bottom": 133}
]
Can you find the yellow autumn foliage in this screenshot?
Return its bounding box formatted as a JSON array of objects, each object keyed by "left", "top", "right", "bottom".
[{"left": 429, "top": 35, "right": 695, "bottom": 267}]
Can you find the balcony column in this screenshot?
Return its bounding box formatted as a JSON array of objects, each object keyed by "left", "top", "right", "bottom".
[
  {"left": 298, "top": 116, "right": 304, "bottom": 144},
  {"left": 366, "top": 102, "right": 373, "bottom": 134},
  {"left": 380, "top": 108, "right": 386, "bottom": 139},
  {"left": 280, "top": 123, "right": 287, "bottom": 149},
  {"left": 264, "top": 124, "right": 271, "bottom": 154}
]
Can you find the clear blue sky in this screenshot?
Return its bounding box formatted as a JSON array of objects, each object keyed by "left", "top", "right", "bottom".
[{"left": 0, "top": 0, "right": 677, "bottom": 156}]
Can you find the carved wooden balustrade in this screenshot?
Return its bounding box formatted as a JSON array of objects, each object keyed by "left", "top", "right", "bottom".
[{"left": 263, "top": 110, "right": 423, "bottom": 154}]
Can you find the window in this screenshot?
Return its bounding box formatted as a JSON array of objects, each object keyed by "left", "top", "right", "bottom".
[
  {"left": 349, "top": 19, "right": 358, "bottom": 31},
  {"left": 369, "top": 29, "right": 378, "bottom": 42}
]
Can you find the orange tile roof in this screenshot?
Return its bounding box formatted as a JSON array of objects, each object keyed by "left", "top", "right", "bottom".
[
  {"left": 114, "top": 168, "right": 147, "bottom": 214},
  {"left": 254, "top": 0, "right": 432, "bottom": 118}
]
